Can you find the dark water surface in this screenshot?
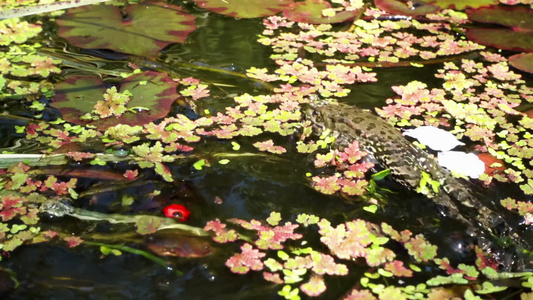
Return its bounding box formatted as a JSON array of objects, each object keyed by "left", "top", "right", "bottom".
[{"left": 1, "top": 1, "right": 532, "bottom": 299}]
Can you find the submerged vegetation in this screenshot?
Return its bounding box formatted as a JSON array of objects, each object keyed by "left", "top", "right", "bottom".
[{"left": 0, "top": 0, "right": 532, "bottom": 298}]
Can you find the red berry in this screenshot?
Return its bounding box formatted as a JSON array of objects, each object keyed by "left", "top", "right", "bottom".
[{"left": 163, "top": 204, "right": 191, "bottom": 221}]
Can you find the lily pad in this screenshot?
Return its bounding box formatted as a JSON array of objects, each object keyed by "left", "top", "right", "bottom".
[
  {"left": 420, "top": 0, "right": 497, "bottom": 10},
  {"left": 375, "top": 0, "right": 439, "bottom": 16},
  {"left": 466, "top": 6, "right": 533, "bottom": 52},
  {"left": 509, "top": 53, "right": 533, "bottom": 74},
  {"left": 56, "top": 2, "right": 196, "bottom": 56},
  {"left": 283, "top": 0, "right": 357, "bottom": 24},
  {"left": 193, "top": 0, "right": 293, "bottom": 18},
  {"left": 52, "top": 71, "right": 178, "bottom": 130}
]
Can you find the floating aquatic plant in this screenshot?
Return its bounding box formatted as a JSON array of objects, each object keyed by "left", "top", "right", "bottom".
[
  {"left": 466, "top": 6, "right": 533, "bottom": 53},
  {"left": 205, "top": 211, "right": 533, "bottom": 299},
  {"left": 376, "top": 53, "right": 533, "bottom": 195},
  {"left": 193, "top": 0, "right": 293, "bottom": 19},
  {"left": 52, "top": 71, "right": 179, "bottom": 130},
  {"left": 56, "top": 2, "right": 196, "bottom": 56},
  {"left": 283, "top": 0, "right": 359, "bottom": 24}
]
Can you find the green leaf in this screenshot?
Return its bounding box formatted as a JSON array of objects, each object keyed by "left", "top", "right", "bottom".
[
  {"left": 193, "top": 159, "right": 206, "bottom": 170},
  {"left": 231, "top": 142, "right": 241, "bottom": 150},
  {"left": 371, "top": 169, "right": 391, "bottom": 181},
  {"left": 100, "top": 246, "right": 122, "bottom": 256},
  {"left": 218, "top": 159, "right": 230, "bottom": 165}
]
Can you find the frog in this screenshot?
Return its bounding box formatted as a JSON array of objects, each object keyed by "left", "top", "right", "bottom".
[{"left": 303, "top": 101, "right": 529, "bottom": 252}]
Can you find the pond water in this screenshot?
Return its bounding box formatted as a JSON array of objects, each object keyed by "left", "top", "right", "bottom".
[{"left": 1, "top": 1, "right": 532, "bottom": 299}]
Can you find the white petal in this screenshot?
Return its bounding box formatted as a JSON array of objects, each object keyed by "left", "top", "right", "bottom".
[
  {"left": 437, "top": 151, "right": 485, "bottom": 179},
  {"left": 404, "top": 126, "right": 464, "bottom": 151}
]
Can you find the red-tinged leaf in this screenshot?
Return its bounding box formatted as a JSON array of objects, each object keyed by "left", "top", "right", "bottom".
[
  {"left": 310, "top": 252, "right": 348, "bottom": 275},
  {"left": 474, "top": 246, "right": 499, "bottom": 271},
  {"left": 509, "top": 53, "right": 533, "bottom": 74},
  {"left": 213, "top": 229, "right": 238, "bottom": 243},
  {"left": 405, "top": 234, "right": 438, "bottom": 262},
  {"left": 64, "top": 151, "right": 96, "bottom": 161},
  {"left": 205, "top": 219, "right": 238, "bottom": 243},
  {"left": 283, "top": 0, "right": 357, "bottom": 24},
  {"left": 344, "top": 289, "right": 378, "bottom": 300},
  {"left": 381, "top": 222, "right": 412, "bottom": 243},
  {"left": 319, "top": 220, "right": 374, "bottom": 260},
  {"left": 20, "top": 208, "right": 40, "bottom": 225},
  {"left": 375, "top": 0, "right": 439, "bottom": 16},
  {"left": 194, "top": 0, "right": 294, "bottom": 19},
  {"left": 52, "top": 71, "right": 177, "bottom": 130},
  {"left": 339, "top": 179, "right": 368, "bottom": 196},
  {"left": 52, "top": 71, "right": 179, "bottom": 130},
  {"left": 256, "top": 222, "right": 303, "bottom": 250},
  {"left": 263, "top": 272, "right": 284, "bottom": 284},
  {"left": 204, "top": 219, "right": 228, "bottom": 234},
  {"left": 312, "top": 175, "right": 341, "bottom": 195},
  {"left": 56, "top": 2, "right": 196, "bottom": 56},
  {"left": 155, "top": 162, "right": 173, "bottom": 182},
  {"left": 384, "top": 260, "right": 413, "bottom": 277},
  {"left": 42, "top": 230, "right": 59, "bottom": 239},
  {"left": 300, "top": 274, "right": 326, "bottom": 297},
  {"left": 225, "top": 243, "right": 266, "bottom": 274},
  {"left": 180, "top": 84, "right": 210, "bottom": 100},
  {"left": 365, "top": 247, "right": 395, "bottom": 266},
  {"left": 337, "top": 141, "right": 367, "bottom": 164},
  {"left": 466, "top": 6, "right": 533, "bottom": 52},
  {"left": 135, "top": 216, "right": 163, "bottom": 235},
  {"left": 0, "top": 194, "right": 26, "bottom": 221},
  {"left": 64, "top": 236, "right": 84, "bottom": 247},
  {"left": 253, "top": 139, "right": 286, "bottom": 154},
  {"left": 123, "top": 169, "right": 139, "bottom": 180}
]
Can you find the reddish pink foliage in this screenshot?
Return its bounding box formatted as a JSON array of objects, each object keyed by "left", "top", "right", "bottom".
[
  {"left": 43, "top": 177, "right": 77, "bottom": 196},
  {"left": 384, "top": 260, "right": 413, "bottom": 277},
  {"left": 474, "top": 246, "right": 499, "bottom": 271},
  {"left": 205, "top": 219, "right": 238, "bottom": 243},
  {"left": 179, "top": 77, "right": 201, "bottom": 86},
  {"left": 263, "top": 271, "right": 284, "bottom": 284},
  {"left": 312, "top": 176, "right": 341, "bottom": 194},
  {"left": 0, "top": 195, "right": 26, "bottom": 221},
  {"left": 310, "top": 252, "right": 348, "bottom": 275},
  {"left": 255, "top": 222, "right": 303, "bottom": 250},
  {"left": 42, "top": 230, "right": 59, "bottom": 239},
  {"left": 339, "top": 179, "right": 368, "bottom": 196},
  {"left": 64, "top": 236, "right": 83, "bottom": 248},
  {"left": 344, "top": 289, "right": 377, "bottom": 300},
  {"left": 205, "top": 219, "right": 227, "bottom": 233},
  {"left": 123, "top": 169, "right": 139, "bottom": 180},
  {"left": 65, "top": 151, "right": 95, "bottom": 161},
  {"left": 405, "top": 234, "right": 437, "bottom": 262},
  {"left": 225, "top": 243, "right": 266, "bottom": 274},
  {"left": 319, "top": 219, "right": 374, "bottom": 260},
  {"left": 253, "top": 140, "right": 287, "bottom": 154},
  {"left": 300, "top": 274, "right": 327, "bottom": 297},
  {"left": 337, "top": 141, "right": 366, "bottom": 164}
]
